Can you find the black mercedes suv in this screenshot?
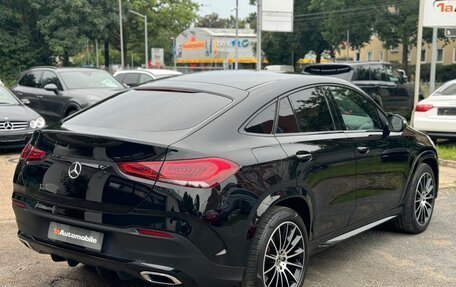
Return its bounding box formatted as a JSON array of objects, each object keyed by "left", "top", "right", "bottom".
[
  {"left": 303, "top": 62, "right": 424, "bottom": 119},
  {"left": 12, "top": 71, "right": 438, "bottom": 287}
]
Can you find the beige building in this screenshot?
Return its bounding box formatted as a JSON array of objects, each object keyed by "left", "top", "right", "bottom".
[{"left": 335, "top": 35, "right": 456, "bottom": 66}]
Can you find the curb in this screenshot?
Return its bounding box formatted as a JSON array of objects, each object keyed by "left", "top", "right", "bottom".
[{"left": 439, "top": 159, "right": 456, "bottom": 169}]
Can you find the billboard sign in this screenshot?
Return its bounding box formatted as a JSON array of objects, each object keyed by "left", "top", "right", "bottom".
[
  {"left": 150, "top": 48, "right": 164, "bottom": 66},
  {"left": 262, "top": 0, "right": 294, "bottom": 32},
  {"left": 424, "top": 0, "right": 456, "bottom": 27},
  {"left": 445, "top": 28, "right": 456, "bottom": 37}
]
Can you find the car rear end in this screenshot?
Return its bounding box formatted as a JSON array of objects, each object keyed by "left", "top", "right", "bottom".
[
  {"left": 12, "top": 87, "right": 245, "bottom": 286},
  {"left": 414, "top": 82, "right": 456, "bottom": 139}
]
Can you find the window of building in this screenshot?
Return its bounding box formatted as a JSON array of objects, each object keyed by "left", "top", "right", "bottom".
[
  {"left": 437, "top": 49, "right": 444, "bottom": 63},
  {"left": 367, "top": 52, "right": 373, "bottom": 61},
  {"left": 380, "top": 52, "right": 384, "bottom": 62},
  {"left": 453, "top": 48, "right": 456, "bottom": 63},
  {"left": 421, "top": 50, "right": 427, "bottom": 63},
  {"left": 355, "top": 52, "right": 361, "bottom": 61}
]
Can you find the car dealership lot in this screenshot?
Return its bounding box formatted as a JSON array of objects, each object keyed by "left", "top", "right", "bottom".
[{"left": 1, "top": 151, "right": 455, "bottom": 287}]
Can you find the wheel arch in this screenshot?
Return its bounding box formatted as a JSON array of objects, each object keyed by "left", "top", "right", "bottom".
[
  {"left": 402, "top": 150, "right": 439, "bottom": 204},
  {"left": 274, "top": 197, "right": 312, "bottom": 236},
  {"left": 64, "top": 103, "right": 81, "bottom": 117}
]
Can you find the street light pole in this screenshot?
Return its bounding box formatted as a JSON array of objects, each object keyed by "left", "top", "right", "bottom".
[
  {"left": 256, "top": 0, "right": 262, "bottom": 71},
  {"left": 171, "top": 37, "right": 177, "bottom": 71},
  {"left": 235, "top": 0, "right": 239, "bottom": 70},
  {"left": 119, "top": 0, "right": 125, "bottom": 69},
  {"left": 129, "top": 10, "right": 148, "bottom": 69}
]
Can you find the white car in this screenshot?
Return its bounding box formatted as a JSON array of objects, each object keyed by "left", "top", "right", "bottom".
[
  {"left": 114, "top": 69, "right": 182, "bottom": 87},
  {"left": 414, "top": 79, "right": 456, "bottom": 140}
]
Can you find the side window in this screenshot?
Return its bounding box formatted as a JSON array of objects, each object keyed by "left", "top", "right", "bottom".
[
  {"left": 18, "top": 71, "right": 42, "bottom": 88},
  {"left": 41, "top": 71, "right": 63, "bottom": 90},
  {"left": 353, "top": 66, "right": 370, "bottom": 81},
  {"left": 288, "top": 87, "right": 335, "bottom": 133},
  {"left": 245, "top": 102, "right": 276, "bottom": 134},
  {"left": 370, "top": 64, "right": 389, "bottom": 81},
  {"left": 114, "top": 73, "right": 126, "bottom": 82},
  {"left": 276, "top": 97, "right": 299, "bottom": 134},
  {"left": 123, "top": 73, "right": 140, "bottom": 86},
  {"left": 139, "top": 74, "right": 154, "bottom": 84},
  {"left": 328, "top": 86, "right": 382, "bottom": 131}
]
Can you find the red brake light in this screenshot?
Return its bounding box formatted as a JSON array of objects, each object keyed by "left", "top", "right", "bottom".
[
  {"left": 136, "top": 228, "right": 174, "bottom": 239},
  {"left": 20, "top": 143, "right": 47, "bottom": 161},
  {"left": 415, "top": 104, "right": 434, "bottom": 112},
  {"left": 117, "top": 158, "right": 239, "bottom": 188}
]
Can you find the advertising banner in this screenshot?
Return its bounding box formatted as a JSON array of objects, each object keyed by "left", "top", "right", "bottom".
[{"left": 424, "top": 0, "right": 456, "bottom": 27}]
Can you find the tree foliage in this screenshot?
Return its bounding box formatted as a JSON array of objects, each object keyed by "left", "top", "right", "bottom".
[{"left": 0, "top": 0, "right": 198, "bottom": 84}]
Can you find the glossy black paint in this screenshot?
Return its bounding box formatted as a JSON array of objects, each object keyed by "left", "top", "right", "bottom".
[{"left": 12, "top": 71, "right": 438, "bottom": 286}]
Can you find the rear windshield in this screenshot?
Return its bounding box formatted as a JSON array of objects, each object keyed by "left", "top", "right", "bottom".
[{"left": 64, "top": 90, "right": 232, "bottom": 132}]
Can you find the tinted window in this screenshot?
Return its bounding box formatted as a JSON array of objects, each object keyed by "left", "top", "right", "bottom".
[
  {"left": 65, "top": 91, "right": 231, "bottom": 132},
  {"left": 353, "top": 66, "right": 370, "bottom": 81},
  {"left": 41, "top": 71, "right": 63, "bottom": 90},
  {"left": 19, "top": 71, "right": 42, "bottom": 88},
  {"left": 123, "top": 73, "right": 141, "bottom": 86},
  {"left": 59, "top": 70, "right": 123, "bottom": 89},
  {"left": 370, "top": 64, "right": 389, "bottom": 81},
  {"left": 289, "top": 87, "right": 335, "bottom": 133},
  {"left": 139, "top": 74, "right": 154, "bottom": 84},
  {"left": 245, "top": 102, "right": 276, "bottom": 134},
  {"left": 114, "top": 74, "right": 126, "bottom": 82},
  {"left": 276, "top": 97, "right": 299, "bottom": 134},
  {"left": 328, "top": 86, "right": 382, "bottom": 131}
]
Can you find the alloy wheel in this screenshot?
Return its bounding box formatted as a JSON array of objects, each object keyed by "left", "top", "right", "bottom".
[
  {"left": 414, "top": 172, "right": 434, "bottom": 226},
  {"left": 262, "top": 221, "right": 305, "bottom": 287}
]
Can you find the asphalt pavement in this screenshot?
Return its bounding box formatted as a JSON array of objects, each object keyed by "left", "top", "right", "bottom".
[{"left": 1, "top": 150, "right": 455, "bottom": 287}]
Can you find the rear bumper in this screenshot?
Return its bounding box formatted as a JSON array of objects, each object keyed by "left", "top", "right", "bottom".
[{"left": 13, "top": 202, "right": 245, "bottom": 287}]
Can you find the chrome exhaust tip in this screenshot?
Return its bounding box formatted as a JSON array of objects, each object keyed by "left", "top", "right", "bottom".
[{"left": 140, "top": 271, "right": 182, "bottom": 286}]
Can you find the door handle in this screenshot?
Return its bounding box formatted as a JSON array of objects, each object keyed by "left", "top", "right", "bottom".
[
  {"left": 357, "top": 147, "right": 370, "bottom": 154},
  {"left": 296, "top": 151, "right": 312, "bottom": 162},
  {"left": 16, "top": 92, "right": 24, "bottom": 96},
  {"left": 36, "top": 95, "right": 43, "bottom": 99}
]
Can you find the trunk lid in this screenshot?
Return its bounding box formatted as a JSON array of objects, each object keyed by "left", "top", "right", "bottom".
[{"left": 21, "top": 130, "right": 168, "bottom": 213}]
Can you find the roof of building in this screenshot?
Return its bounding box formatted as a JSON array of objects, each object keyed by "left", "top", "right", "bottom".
[{"left": 187, "top": 27, "right": 256, "bottom": 38}]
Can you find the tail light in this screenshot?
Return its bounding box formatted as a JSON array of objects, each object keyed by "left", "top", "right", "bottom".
[
  {"left": 20, "top": 142, "right": 47, "bottom": 161},
  {"left": 117, "top": 157, "right": 239, "bottom": 188},
  {"left": 415, "top": 104, "right": 434, "bottom": 112}
]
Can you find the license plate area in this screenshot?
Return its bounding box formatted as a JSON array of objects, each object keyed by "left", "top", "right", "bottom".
[
  {"left": 437, "top": 108, "right": 456, "bottom": 116},
  {"left": 47, "top": 222, "right": 104, "bottom": 251}
]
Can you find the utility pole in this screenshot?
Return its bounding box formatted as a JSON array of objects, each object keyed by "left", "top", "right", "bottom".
[
  {"left": 256, "top": 0, "right": 262, "bottom": 71},
  {"left": 235, "top": 0, "right": 239, "bottom": 70},
  {"left": 171, "top": 37, "right": 177, "bottom": 71},
  {"left": 346, "top": 30, "right": 350, "bottom": 61},
  {"left": 119, "top": 0, "right": 125, "bottom": 68},
  {"left": 411, "top": 0, "right": 425, "bottom": 127},
  {"left": 129, "top": 10, "right": 148, "bottom": 69},
  {"left": 95, "top": 40, "right": 99, "bottom": 68},
  {"left": 430, "top": 27, "right": 438, "bottom": 94}
]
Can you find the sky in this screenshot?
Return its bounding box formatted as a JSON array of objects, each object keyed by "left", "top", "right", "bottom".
[{"left": 194, "top": 0, "right": 256, "bottom": 18}]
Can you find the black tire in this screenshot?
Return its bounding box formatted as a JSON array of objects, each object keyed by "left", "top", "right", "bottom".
[
  {"left": 393, "top": 163, "right": 436, "bottom": 234},
  {"left": 66, "top": 109, "right": 78, "bottom": 116},
  {"left": 243, "top": 206, "right": 309, "bottom": 287}
]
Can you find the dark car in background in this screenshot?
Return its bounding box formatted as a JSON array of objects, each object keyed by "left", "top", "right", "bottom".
[
  {"left": 11, "top": 67, "right": 125, "bottom": 123},
  {"left": 303, "top": 62, "right": 423, "bottom": 118},
  {"left": 0, "top": 82, "right": 45, "bottom": 148},
  {"left": 13, "top": 71, "right": 438, "bottom": 287}
]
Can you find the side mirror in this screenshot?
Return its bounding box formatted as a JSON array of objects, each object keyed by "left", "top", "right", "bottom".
[
  {"left": 388, "top": 114, "right": 407, "bottom": 133},
  {"left": 44, "top": 83, "right": 58, "bottom": 93},
  {"left": 21, "top": 99, "right": 30, "bottom": 105}
]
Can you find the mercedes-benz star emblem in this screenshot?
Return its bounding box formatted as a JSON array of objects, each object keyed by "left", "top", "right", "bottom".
[
  {"left": 68, "top": 162, "right": 82, "bottom": 179},
  {"left": 4, "top": 122, "right": 13, "bottom": 130}
]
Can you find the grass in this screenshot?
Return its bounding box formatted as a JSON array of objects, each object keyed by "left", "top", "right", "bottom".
[{"left": 436, "top": 143, "right": 456, "bottom": 161}]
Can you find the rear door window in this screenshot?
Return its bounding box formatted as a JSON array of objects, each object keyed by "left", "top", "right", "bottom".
[
  {"left": 19, "top": 71, "right": 43, "bottom": 88},
  {"left": 288, "top": 87, "right": 335, "bottom": 133},
  {"left": 65, "top": 90, "right": 232, "bottom": 132},
  {"left": 245, "top": 102, "right": 276, "bottom": 134}
]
